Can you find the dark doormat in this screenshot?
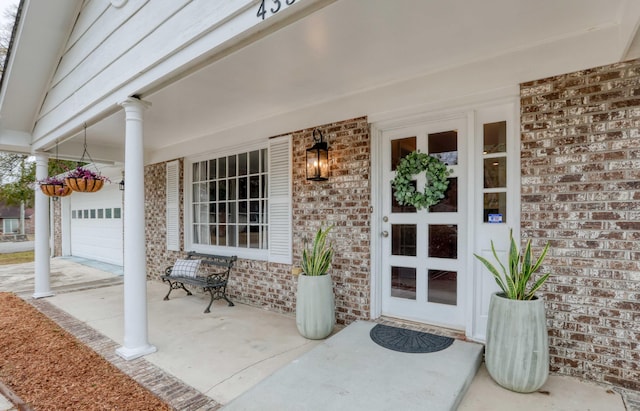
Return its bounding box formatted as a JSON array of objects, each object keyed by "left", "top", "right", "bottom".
[{"left": 370, "top": 324, "right": 454, "bottom": 353}]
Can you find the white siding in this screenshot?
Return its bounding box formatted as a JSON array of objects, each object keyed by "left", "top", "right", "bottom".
[{"left": 34, "top": 0, "right": 257, "bottom": 142}]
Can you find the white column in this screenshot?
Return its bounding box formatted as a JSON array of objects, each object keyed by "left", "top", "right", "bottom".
[
  {"left": 115, "top": 97, "right": 157, "bottom": 360},
  {"left": 33, "top": 152, "right": 53, "bottom": 298}
]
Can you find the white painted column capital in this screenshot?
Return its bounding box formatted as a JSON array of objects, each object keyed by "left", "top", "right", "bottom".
[
  {"left": 33, "top": 152, "right": 53, "bottom": 298},
  {"left": 119, "top": 97, "right": 151, "bottom": 116},
  {"left": 116, "top": 96, "right": 156, "bottom": 360}
]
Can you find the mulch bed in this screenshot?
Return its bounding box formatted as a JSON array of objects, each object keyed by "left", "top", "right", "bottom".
[{"left": 0, "top": 292, "right": 172, "bottom": 410}]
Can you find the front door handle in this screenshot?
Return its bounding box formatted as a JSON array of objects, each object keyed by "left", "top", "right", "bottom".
[{"left": 381, "top": 230, "right": 389, "bottom": 238}]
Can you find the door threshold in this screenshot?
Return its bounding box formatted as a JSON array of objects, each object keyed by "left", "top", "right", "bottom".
[{"left": 377, "top": 316, "right": 468, "bottom": 341}]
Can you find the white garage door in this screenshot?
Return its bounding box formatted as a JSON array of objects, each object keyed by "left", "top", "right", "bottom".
[{"left": 69, "top": 184, "right": 123, "bottom": 266}]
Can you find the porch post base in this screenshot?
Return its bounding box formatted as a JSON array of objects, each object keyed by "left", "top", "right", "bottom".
[
  {"left": 115, "top": 344, "right": 157, "bottom": 361},
  {"left": 32, "top": 291, "right": 55, "bottom": 299}
]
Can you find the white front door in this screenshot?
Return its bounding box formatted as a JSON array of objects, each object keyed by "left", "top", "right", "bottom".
[
  {"left": 373, "top": 101, "right": 519, "bottom": 339},
  {"left": 380, "top": 117, "right": 468, "bottom": 329}
]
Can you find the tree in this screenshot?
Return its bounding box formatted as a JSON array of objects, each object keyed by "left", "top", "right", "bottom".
[
  {"left": 0, "top": 153, "right": 34, "bottom": 205},
  {"left": 0, "top": 153, "right": 33, "bottom": 235},
  {"left": 0, "top": 2, "right": 18, "bottom": 74},
  {"left": 0, "top": 152, "right": 77, "bottom": 234},
  {"left": 0, "top": 3, "right": 24, "bottom": 233}
]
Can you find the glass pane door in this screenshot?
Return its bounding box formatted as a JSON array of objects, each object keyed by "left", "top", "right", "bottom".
[{"left": 381, "top": 118, "right": 467, "bottom": 328}]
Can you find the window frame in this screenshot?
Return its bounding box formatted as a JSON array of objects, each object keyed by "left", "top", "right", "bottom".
[
  {"left": 184, "top": 142, "right": 270, "bottom": 261},
  {"left": 3, "top": 219, "right": 19, "bottom": 233}
]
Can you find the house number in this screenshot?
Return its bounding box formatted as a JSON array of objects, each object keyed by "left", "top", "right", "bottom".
[{"left": 257, "top": 0, "right": 296, "bottom": 21}]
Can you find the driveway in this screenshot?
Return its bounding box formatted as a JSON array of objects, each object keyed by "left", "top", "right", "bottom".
[
  {"left": 0, "top": 256, "right": 122, "bottom": 295},
  {"left": 0, "top": 241, "right": 34, "bottom": 254}
]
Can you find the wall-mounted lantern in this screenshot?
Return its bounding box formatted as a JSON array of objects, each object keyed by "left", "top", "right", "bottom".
[
  {"left": 306, "top": 129, "right": 329, "bottom": 181},
  {"left": 119, "top": 179, "right": 125, "bottom": 191}
]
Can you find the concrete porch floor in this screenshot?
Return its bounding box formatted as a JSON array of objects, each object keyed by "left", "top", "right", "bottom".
[
  {"left": 0, "top": 258, "right": 629, "bottom": 410},
  {"left": 45, "top": 281, "right": 319, "bottom": 405}
]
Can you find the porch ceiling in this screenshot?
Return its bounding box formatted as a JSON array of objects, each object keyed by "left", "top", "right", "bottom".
[
  {"left": 141, "top": 0, "right": 640, "bottom": 163},
  {"left": 8, "top": 0, "right": 640, "bottom": 163}
]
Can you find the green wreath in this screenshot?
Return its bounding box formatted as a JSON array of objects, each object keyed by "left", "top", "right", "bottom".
[{"left": 392, "top": 151, "right": 452, "bottom": 210}]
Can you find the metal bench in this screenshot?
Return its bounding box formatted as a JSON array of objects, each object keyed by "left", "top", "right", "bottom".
[{"left": 160, "top": 252, "right": 237, "bottom": 313}]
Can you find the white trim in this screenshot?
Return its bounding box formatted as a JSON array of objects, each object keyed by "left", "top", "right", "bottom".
[
  {"left": 464, "top": 109, "right": 477, "bottom": 340},
  {"left": 183, "top": 160, "right": 192, "bottom": 252},
  {"left": 191, "top": 243, "right": 269, "bottom": 261},
  {"left": 369, "top": 124, "right": 383, "bottom": 320}
]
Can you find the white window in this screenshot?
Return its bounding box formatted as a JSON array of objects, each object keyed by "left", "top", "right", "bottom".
[
  {"left": 190, "top": 147, "right": 269, "bottom": 257},
  {"left": 185, "top": 136, "right": 291, "bottom": 262},
  {"left": 3, "top": 219, "right": 19, "bottom": 233}
]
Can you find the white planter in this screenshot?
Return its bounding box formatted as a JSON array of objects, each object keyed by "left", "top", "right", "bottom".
[
  {"left": 485, "top": 292, "right": 549, "bottom": 393},
  {"left": 296, "top": 274, "right": 335, "bottom": 340}
]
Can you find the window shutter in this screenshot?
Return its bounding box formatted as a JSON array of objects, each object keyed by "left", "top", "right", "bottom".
[
  {"left": 268, "top": 135, "right": 292, "bottom": 264},
  {"left": 166, "top": 160, "right": 180, "bottom": 251}
]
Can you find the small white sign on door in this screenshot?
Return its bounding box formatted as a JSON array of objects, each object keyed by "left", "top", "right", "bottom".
[{"left": 488, "top": 214, "right": 503, "bottom": 224}]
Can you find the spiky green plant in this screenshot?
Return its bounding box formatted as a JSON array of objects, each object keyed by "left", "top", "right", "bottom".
[
  {"left": 474, "top": 230, "right": 550, "bottom": 300},
  {"left": 301, "top": 226, "right": 334, "bottom": 276}
]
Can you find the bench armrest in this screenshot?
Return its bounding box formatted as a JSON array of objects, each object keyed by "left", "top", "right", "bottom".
[{"left": 205, "top": 273, "right": 226, "bottom": 283}]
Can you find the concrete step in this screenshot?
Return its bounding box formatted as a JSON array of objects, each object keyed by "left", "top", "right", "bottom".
[
  {"left": 223, "top": 320, "right": 483, "bottom": 411},
  {"left": 13, "top": 276, "right": 123, "bottom": 296},
  {"left": 50, "top": 276, "right": 124, "bottom": 294}
]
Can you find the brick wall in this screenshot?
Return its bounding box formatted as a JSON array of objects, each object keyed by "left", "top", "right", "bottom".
[
  {"left": 144, "top": 159, "right": 185, "bottom": 276},
  {"left": 291, "top": 117, "right": 371, "bottom": 323},
  {"left": 0, "top": 209, "right": 35, "bottom": 236},
  {"left": 521, "top": 59, "right": 640, "bottom": 395},
  {"left": 23, "top": 215, "right": 34, "bottom": 236},
  {"left": 53, "top": 200, "right": 62, "bottom": 256},
  {"left": 144, "top": 117, "right": 372, "bottom": 324}
]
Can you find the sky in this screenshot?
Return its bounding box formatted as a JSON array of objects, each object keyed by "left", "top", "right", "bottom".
[{"left": 0, "top": 0, "right": 18, "bottom": 30}]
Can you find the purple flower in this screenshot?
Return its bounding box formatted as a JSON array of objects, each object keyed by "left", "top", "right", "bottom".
[
  {"left": 37, "top": 176, "right": 66, "bottom": 185},
  {"left": 66, "top": 166, "right": 110, "bottom": 182}
]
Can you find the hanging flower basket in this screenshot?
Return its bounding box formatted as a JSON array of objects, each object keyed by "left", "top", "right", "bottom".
[
  {"left": 64, "top": 167, "right": 109, "bottom": 193},
  {"left": 40, "top": 184, "right": 73, "bottom": 197},
  {"left": 37, "top": 176, "right": 73, "bottom": 198},
  {"left": 64, "top": 177, "right": 104, "bottom": 193}
]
